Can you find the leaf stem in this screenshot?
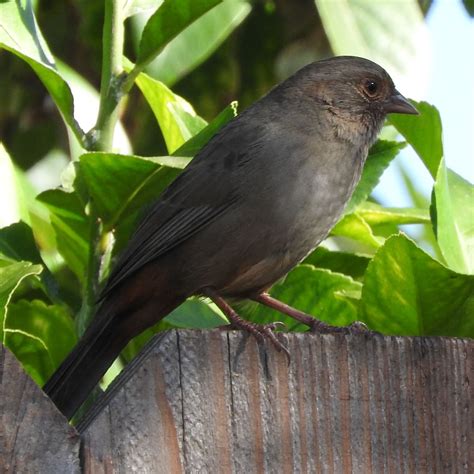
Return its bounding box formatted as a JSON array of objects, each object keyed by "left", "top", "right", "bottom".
[{"left": 90, "top": 0, "right": 127, "bottom": 151}]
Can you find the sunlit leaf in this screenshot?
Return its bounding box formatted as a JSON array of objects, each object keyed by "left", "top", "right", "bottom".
[
  {"left": 433, "top": 159, "right": 474, "bottom": 274},
  {"left": 357, "top": 202, "right": 430, "bottom": 226},
  {"left": 332, "top": 213, "right": 383, "bottom": 248},
  {"left": 361, "top": 234, "right": 474, "bottom": 337},
  {"left": 389, "top": 101, "right": 443, "bottom": 179},
  {"left": 247, "top": 265, "right": 362, "bottom": 330},
  {"left": 136, "top": 72, "right": 207, "bottom": 152}
]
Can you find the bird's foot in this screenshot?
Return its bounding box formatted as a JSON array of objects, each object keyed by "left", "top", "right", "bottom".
[
  {"left": 228, "top": 317, "right": 290, "bottom": 360},
  {"left": 204, "top": 287, "right": 290, "bottom": 361},
  {"left": 253, "top": 293, "right": 379, "bottom": 336},
  {"left": 309, "top": 319, "right": 379, "bottom": 335}
]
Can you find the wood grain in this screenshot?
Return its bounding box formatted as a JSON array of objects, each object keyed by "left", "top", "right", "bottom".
[
  {"left": 80, "top": 331, "right": 473, "bottom": 473},
  {"left": 0, "top": 345, "right": 80, "bottom": 474},
  {"left": 1, "top": 332, "right": 472, "bottom": 472}
]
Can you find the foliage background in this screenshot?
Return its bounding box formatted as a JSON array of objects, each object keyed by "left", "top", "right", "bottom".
[{"left": 0, "top": 0, "right": 473, "bottom": 388}]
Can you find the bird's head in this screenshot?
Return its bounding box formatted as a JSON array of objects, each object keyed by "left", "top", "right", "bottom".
[{"left": 276, "top": 56, "right": 418, "bottom": 145}]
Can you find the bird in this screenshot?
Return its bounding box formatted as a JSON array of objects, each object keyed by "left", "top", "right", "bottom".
[{"left": 43, "top": 56, "right": 418, "bottom": 420}]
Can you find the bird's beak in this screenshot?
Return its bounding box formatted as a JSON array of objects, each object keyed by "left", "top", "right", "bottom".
[{"left": 384, "top": 91, "right": 419, "bottom": 115}]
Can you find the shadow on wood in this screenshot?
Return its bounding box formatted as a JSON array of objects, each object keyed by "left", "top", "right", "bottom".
[{"left": 1, "top": 331, "right": 473, "bottom": 473}]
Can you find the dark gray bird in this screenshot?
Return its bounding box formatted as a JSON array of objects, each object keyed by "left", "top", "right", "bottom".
[{"left": 44, "top": 56, "right": 418, "bottom": 420}]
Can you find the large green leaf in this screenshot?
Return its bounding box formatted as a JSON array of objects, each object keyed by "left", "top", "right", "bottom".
[
  {"left": 138, "top": 1, "right": 251, "bottom": 86},
  {"left": 79, "top": 153, "right": 182, "bottom": 229},
  {"left": 389, "top": 101, "right": 443, "bottom": 179},
  {"left": 0, "top": 0, "right": 82, "bottom": 140},
  {"left": 361, "top": 234, "right": 474, "bottom": 337},
  {"left": 3, "top": 300, "right": 77, "bottom": 385},
  {"left": 433, "top": 159, "right": 474, "bottom": 274},
  {"left": 136, "top": 72, "right": 207, "bottom": 153},
  {"left": 247, "top": 265, "right": 362, "bottom": 330},
  {"left": 345, "top": 140, "right": 405, "bottom": 215},
  {"left": 137, "top": 0, "right": 221, "bottom": 66},
  {"left": 0, "top": 261, "right": 43, "bottom": 339}
]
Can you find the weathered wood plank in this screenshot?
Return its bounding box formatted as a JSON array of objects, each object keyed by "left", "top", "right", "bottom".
[
  {"left": 0, "top": 345, "right": 80, "bottom": 474},
  {"left": 81, "top": 331, "right": 473, "bottom": 473}
]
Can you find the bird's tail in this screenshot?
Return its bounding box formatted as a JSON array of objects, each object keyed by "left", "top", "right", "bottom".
[
  {"left": 43, "top": 305, "right": 129, "bottom": 420},
  {"left": 43, "top": 294, "right": 183, "bottom": 420}
]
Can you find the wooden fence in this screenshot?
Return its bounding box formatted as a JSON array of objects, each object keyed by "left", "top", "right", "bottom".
[{"left": 1, "top": 330, "right": 473, "bottom": 473}]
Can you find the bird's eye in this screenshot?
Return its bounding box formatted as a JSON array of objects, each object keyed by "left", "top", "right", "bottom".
[{"left": 364, "top": 80, "right": 379, "bottom": 97}]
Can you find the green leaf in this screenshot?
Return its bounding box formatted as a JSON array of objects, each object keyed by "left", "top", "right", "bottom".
[
  {"left": 345, "top": 140, "right": 405, "bottom": 215},
  {"left": 357, "top": 202, "right": 430, "bottom": 226},
  {"left": 79, "top": 153, "right": 182, "bottom": 229},
  {"left": 4, "top": 300, "right": 77, "bottom": 385},
  {"left": 173, "top": 101, "right": 238, "bottom": 157},
  {"left": 434, "top": 159, "right": 474, "bottom": 274},
  {"left": 164, "top": 298, "right": 227, "bottom": 328},
  {"left": 140, "top": 1, "right": 251, "bottom": 86},
  {"left": 247, "top": 265, "right": 362, "bottom": 330},
  {"left": 361, "top": 234, "right": 474, "bottom": 337},
  {"left": 332, "top": 213, "right": 384, "bottom": 248},
  {"left": 462, "top": 0, "right": 474, "bottom": 17},
  {"left": 37, "top": 189, "right": 89, "bottom": 283},
  {"left": 137, "top": 0, "right": 221, "bottom": 67},
  {"left": 0, "top": 0, "right": 82, "bottom": 141},
  {"left": 0, "top": 221, "right": 43, "bottom": 264},
  {"left": 389, "top": 101, "right": 443, "bottom": 179},
  {"left": 136, "top": 72, "right": 207, "bottom": 152},
  {"left": 303, "top": 246, "right": 370, "bottom": 281},
  {"left": 0, "top": 261, "right": 43, "bottom": 340}
]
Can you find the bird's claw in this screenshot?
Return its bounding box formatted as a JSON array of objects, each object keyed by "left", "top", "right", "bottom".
[{"left": 310, "top": 319, "right": 379, "bottom": 335}]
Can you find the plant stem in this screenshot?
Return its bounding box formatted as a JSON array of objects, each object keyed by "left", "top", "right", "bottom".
[
  {"left": 79, "top": 0, "right": 126, "bottom": 330},
  {"left": 92, "top": 0, "right": 127, "bottom": 151}
]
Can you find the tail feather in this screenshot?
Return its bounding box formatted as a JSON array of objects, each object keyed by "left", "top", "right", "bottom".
[{"left": 43, "top": 310, "right": 128, "bottom": 420}]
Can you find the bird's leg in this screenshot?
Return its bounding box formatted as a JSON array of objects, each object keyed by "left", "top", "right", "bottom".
[
  {"left": 203, "top": 288, "right": 290, "bottom": 360},
  {"left": 253, "top": 293, "right": 372, "bottom": 334}
]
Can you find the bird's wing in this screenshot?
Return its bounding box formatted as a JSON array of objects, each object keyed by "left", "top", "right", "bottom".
[{"left": 100, "top": 126, "right": 256, "bottom": 299}]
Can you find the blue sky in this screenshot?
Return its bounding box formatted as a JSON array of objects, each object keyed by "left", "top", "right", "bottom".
[
  {"left": 428, "top": 0, "right": 474, "bottom": 181},
  {"left": 374, "top": 0, "right": 473, "bottom": 207}
]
